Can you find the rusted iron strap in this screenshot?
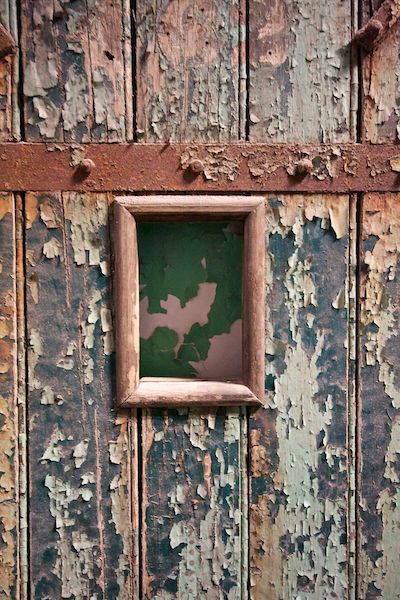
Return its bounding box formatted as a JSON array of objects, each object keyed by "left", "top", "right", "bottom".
[{"left": 0, "top": 142, "right": 400, "bottom": 193}]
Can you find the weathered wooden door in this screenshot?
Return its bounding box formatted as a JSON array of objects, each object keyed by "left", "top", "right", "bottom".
[{"left": 1, "top": 0, "right": 399, "bottom": 598}]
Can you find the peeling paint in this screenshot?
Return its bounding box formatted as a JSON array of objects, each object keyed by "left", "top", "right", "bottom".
[
  {"left": 359, "top": 194, "right": 400, "bottom": 598},
  {"left": 27, "top": 193, "right": 137, "bottom": 598},
  {"left": 22, "top": 0, "right": 132, "bottom": 141},
  {"left": 136, "top": 0, "right": 239, "bottom": 142},
  {"left": 249, "top": 0, "right": 352, "bottom": 142},
  {"left": 0, "top": 193, "right": 17, "bottom": 598},
  {"left": 250, "top": 195, "right": 350, "bottom": 599}
]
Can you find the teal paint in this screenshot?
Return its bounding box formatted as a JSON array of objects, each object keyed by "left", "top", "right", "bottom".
[{"left": 137, "top": 221, "right": 243, "bottom": 378}]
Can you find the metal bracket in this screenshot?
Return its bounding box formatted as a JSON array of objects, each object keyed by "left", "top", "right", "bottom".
[
  {"left": 354, "top": 0, "right": 400, "bottom": 51},
  {"left": 0, "top": 22, "right": 16, "bottom": 59},
  {"left": 0, "top": 142, "right": 399, "bottom": 193}
]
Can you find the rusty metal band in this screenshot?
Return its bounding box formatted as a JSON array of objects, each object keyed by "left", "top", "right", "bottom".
[{"left": 0, "top": 142, "right": 399, "bottom": 193}]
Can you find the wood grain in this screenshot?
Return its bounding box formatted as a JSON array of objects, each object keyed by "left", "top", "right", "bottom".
[
  {"left": 0, "top": 194, "right": 19, "bottom": 598},
  {"left": 358, "top": 195, "right": 400, "bottom": 599},
  {"left": 249, "top": 194, "right": 352, "bottom": 599},
  {"left": 359, "top": 1, "right": 400, "bottom": 595},
  {"left": 125, "top": 380, "right": 260, "bottom": 408},
  {"left": 26, "top": 192, "right": 138, "bottom": 598},
  {"left": 136, "top": 0, "right": 240, "bottom": 142},
  {"left": 115, "top": 195, "right": 265, "bottom": 408},
  {"left": 117, "top": 195, "right": 263, "bottom": 215},
  {"left": 362, "top": 0, "right": 400, "bottom": 142},
  {"left": 20, "top": 0, "right": 132, "bottom": 141},
  {"left": 243, "top": 202, "right": 265, "bottom": 402},
  {"left": 0, "top": 2, "right": 19, "bottom": 140},
  {"left": 248, "top": 0, "right": 353, "bottom": 142},
  {"left": 113, "top": 202, "right": 139, "bottom": 407},
  {"left": 248, "top": 3, "right": 355, "bottom": 597},
  {"left": 136, "top": 2, "right": 247, "bottom": 597},
  {"left": 20, "top": 2, "right": 139, "bottom": 595}
]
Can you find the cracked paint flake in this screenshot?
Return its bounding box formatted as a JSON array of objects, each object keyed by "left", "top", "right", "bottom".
[
  {"left": 136, "top": 2, "right": 245, "bottom": 597},
  {"left": 21, "top": 0, "right": 132, "bottom": 141},
  {"left": 249, "top": 0, "right": 353, "bottom": 143},
  {"left": 26, "top": 192, "right": 137, "bottom": 598},
  {"left": 358, "top": 194, "right": 400, "bottom": 598},
  {"left": 142, "top": 406, "right": 244, "bottom": 599},
  {"left": 250, "top": 195, "right": 350, "bottom": 599},
  {"left": 136, "top": 0, "right": 240, "bottom": 142},
  {"left": 363, "top": 10, "right": 400, "bottom": 143},
  {"left": 0, "top": 193, "right": 17, "bottom": 597}
]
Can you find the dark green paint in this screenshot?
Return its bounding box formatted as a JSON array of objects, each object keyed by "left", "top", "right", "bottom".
[{"left": 138, "top": 222, "right": 243, "bottom": 378}]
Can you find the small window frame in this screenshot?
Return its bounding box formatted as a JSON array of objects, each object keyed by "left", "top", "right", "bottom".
[{"left": 113, "top": 195, "right": 265, "bottom": 408}]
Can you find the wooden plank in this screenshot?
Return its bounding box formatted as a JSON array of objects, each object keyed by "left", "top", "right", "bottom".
[
  {"left": 248, "top": 0, "right": 353, "bottom": 142},
  {"left": 358, "top": 193, "right": 400, "bottom": 598},
  {"left": 25, "top": 192, "right": 138, "bottom": 598},
  {"left": 248, "top": 2, "right": 355, "bottom": 597},
  {"left": 136, "top": 1, "right": 240, "bottom": 143},
  {"left": 0, "top": 1, "right": 19, "bottom": 140},
  {"left": 136, "top": 1, "right": 247, "bottom": 597},
  {"left": 20, "top": 0, "right": 132, "bottom": 141},
  {"left": 20, "top": 1, "right": 138, "bottom": 595},
  {"left": 0, "top": 194, "right": 18, "bottom": 599},
  {"left": 0, "top": 2, "right": 20, "bottom": 596},
  {"left": 362, "top": 0, "right": 400, "bottom": 142},
  {"left": 249, "top": 194, "right": 352, "bottom": 598},
  {"left": 359, "top": 1, "right": 400, "bottom": 595}
]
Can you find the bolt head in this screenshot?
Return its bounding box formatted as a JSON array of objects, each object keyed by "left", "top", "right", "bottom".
[
  {"left": 79, "top": 158, "right": 95, "bottom": 175},
  {"left": 295, "top": 158, "right": 313, "bottom": 176},
  {"left": 188, "top": 158, "right": 204, "bottom": 174}
]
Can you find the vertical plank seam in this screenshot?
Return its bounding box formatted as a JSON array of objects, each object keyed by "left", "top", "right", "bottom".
[
  {"left": 130, "top": 1, "right": 140, "bottom": 596},
  {"left": 238, "top": 0, "right": 247, "bottom": 141},
  {"left": 244, "top": 0, "right": 250, "bottom": 142},
  {"left": 129, "top": 0, "right": 137, "bottom": 141},
  {"left": 355, "top": 0, "right": 365, "bottom": 594},
  {"left": 347, "top": 194, "right": 358, "bottom": 600},
  {"left": 15, "top": 193, "right": 28, "bottom": 599},
  {"left": 84, "top": 0, "right": 96, "bottom": 141},
  {"left": 354, "top": 192, "right": 364, "bottom": 600},
  {"left": 9, "top": 0, "right": 20, "bottom": 139}
]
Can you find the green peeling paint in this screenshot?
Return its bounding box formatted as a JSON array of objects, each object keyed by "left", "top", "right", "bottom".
[{"left": 137, "top": 221, "right": 243, "bottom": 378}]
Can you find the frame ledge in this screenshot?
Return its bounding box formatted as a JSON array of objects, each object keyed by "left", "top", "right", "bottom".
[{"left": 120, "top": 379, "right": 263, "bottom": 408}]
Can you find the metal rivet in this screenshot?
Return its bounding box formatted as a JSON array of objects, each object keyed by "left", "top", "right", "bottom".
[
  {"left": 79, "top": 158, "right": 95, "bottom": 176},
  {"left": 294, "top": 158, "right": 313, "bottom": 176},
  {"left": 188, "top": 159, "right": 204, "bottom": 174}
]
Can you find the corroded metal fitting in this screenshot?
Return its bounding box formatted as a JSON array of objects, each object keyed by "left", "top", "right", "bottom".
[
  {"left": 188, "top": 158, "right": 205, "bottom": 174},
  {"left": 294, "top": 158, "right": 313, "bottom": 176},
  {"left": 79, "top": 158, "right": 95, "bottom": 176}
]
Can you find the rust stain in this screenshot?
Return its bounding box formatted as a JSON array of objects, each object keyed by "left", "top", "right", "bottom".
[{"left": 0, "top": 142, "right": 398, "bottom": 192}]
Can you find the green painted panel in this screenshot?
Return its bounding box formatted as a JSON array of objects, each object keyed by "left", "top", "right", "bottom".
[{"left": 138, "top": 221, "right": 243, "bottom": 379}]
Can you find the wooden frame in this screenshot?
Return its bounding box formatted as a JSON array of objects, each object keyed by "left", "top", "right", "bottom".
[{"left": 113, "top": 195, "right": 265, "bottom": 408}]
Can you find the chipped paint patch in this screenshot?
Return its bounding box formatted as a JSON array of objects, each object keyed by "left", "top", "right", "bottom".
[
  {"left": 359, "top": 194, "right": 400, "bottom": 596},
  {"left": 250, "top": 195, "right": 349, "bottom": 599},
  {"left": 0, "top": 194, "right": 17, "bottom": 597}
]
